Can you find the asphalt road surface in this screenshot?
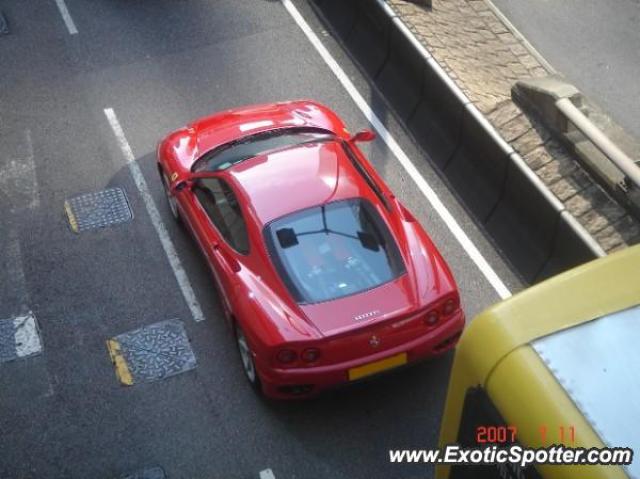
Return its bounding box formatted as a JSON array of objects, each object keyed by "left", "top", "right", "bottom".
[
  {"left": 0, "top": 1, "right": 522, "bottom": 478},
  {"left": 491, "top": 0, "right": 640, "bottom": 140}
]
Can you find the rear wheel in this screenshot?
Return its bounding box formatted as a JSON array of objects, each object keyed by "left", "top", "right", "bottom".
[
  {"left": 235, "top": 324, "right": 262, "bottom": 393},
  {"left": 161, "top": 171, "right": 180, "bottom": 222}
]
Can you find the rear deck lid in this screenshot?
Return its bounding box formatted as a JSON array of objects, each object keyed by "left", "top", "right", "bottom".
[{"left": 299, "top": 274, "right": 417, "bottom": 336}]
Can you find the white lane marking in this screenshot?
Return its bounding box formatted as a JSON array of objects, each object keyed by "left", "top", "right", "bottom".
[
  {"left": 54, "top": 0, "right": 78, "bottom": 35},
  {"left": 282, "top": 0, "right": 511, "bottom": 299},
  {"left": 0, "top": 129, "right": 40, "bottom": 212},
  {"left": 259, "top": 469, "right": 276, "bottom": 479},
  {"left": 22, "top": 129, "right": 38, "bottom": 210},
  {"left": 104, "top": 108, "right": 206, "bottom": 322},
  {"left": 14, "top": 312, "right": 43, "bottom": 358}
]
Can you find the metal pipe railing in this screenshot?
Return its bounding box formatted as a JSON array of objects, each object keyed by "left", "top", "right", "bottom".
[{"left": 556, "top": 97, "right": 640, "bottom": 189}]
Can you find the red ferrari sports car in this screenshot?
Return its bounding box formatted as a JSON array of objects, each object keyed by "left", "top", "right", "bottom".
[{"left": 157, "top": 100, "right": 465, "bottom": 398}]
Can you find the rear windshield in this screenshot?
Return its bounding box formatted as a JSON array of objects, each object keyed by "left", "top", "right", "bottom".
[
  {"left": 264, "top": 199, "right": 406, "bottom": 304},
  {"left": 192, "top": 127, "right": 334, "bottom": 172}
]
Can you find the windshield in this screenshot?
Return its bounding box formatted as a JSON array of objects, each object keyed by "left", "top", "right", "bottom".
[
  {"left": 192, "top": 127, "right": 335, "bottom": 172},
  {"left": 264, "top": 198, "right": 406, "bottom": 304}
]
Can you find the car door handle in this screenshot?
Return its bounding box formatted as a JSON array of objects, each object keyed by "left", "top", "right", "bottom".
[{"left": 211, "top": 242, "right": 241, "bottom": 273}]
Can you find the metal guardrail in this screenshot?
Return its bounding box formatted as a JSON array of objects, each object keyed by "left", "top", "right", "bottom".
[{"left": 556, "top": 98, "right": 640, "bottom": 189}]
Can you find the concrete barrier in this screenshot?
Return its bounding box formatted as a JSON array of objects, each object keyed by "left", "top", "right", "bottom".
[
  {"left": 311, "top": 0, "right": 358, "bottom": 39},
  {"left": 444, "top": 104, "right": 512, "bottom": 221},
  {"left": 345, "top": 0, "right": 394, "bottom": 77},
  {"left": 408, "top": 57, "right": 468, "bottom": 168},
  {"left": 374, "top": 18, "right": 427, "bottom": 119},
  {"left": 537, "top": 211, "right": 604, "bottom": 281},
  {"left": 310, "top": 0, "right": 601, "bottom": 283},
  {"left": 485, "top": 153, "right": 563, "bottom": 282}
]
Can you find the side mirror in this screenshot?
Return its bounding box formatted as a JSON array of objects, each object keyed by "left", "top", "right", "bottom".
[
  {"left": 276, "top": 227, "right": 299, "bottom": 249},
  {"left": 171, "top": 179, "right": 193, "bottom": 194},
  {"left": 350, "top": 129, "right": 376, "bottom": 143},
  {"left": 357, "top": 231, "right": 380, "bottom": 252}
]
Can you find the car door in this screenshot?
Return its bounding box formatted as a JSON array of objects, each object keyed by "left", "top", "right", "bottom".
[{"left": 179, "top": 175, "right": 250, "bottom": 317}]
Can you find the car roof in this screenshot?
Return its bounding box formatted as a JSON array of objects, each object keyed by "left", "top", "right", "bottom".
[
  {"left": 456, "top": 244, "right": 640, "bottom": 385},
  {"left": 532, "top": 304, "right": 640, "bottom": 477},
  {"left": 226, "top": 140, "right": 373, "bottom": 226}
]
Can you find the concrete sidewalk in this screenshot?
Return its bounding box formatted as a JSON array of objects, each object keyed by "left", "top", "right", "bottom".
[{"left": 388, "top": 0, "right": 640, "bottom": 252}]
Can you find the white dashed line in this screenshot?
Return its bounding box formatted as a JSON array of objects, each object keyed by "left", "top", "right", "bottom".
[
  {"left": 259, "top": 469, "right": 276, "bottom": 479},
  {"left": 0, "top": 129, "right": 40, "bottom": 212},
  {"left": 14, "top": 312, "right": 42, "bottom": 358},
  {"left": 54, "top": 0, "right": 78, "bottom": 35},
  {"left": 104, "top": 108, "right": 206, "bottom": 322},
  {"left": 281, "top": 0, "right": 511, "bottom": 299}
]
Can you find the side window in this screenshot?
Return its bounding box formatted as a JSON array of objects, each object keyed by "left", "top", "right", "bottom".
[
  {"left": 193, "top": 177, "right": 250, "bottom": 254},
  {"left": 450, "top": 387, "right": 542, "bottom": 479}
]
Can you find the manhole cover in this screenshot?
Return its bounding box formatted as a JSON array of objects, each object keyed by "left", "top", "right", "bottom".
[
  {"left": 0, "top": 312, "right": 43, "bottom": 363},
  {"left": 64, "top": 187, "right": 133, "bottom": 233},
  {"left": 107, "top": 319, "right": 197, "bottom": 386}
]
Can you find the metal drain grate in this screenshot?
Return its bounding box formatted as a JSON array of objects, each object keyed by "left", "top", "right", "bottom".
[
  {"left": 64, "top": 187, "right": 133, "bottom": 233},
  {"left": 0, "top": 312, "right": 43, "bottom": 363},
  {"left": 107, "top": 319, "right": 197, "bottom": 386}
]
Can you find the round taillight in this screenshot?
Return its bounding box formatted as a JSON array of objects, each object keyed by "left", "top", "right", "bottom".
[
  {"left": 301, "top": 348, "right": 321, "bottom": 363},
  {"left": 424, "top": 310, "right": 439, "bottom": 326},
  {"left": 276, "top": 349, "right": 297, "bottom": 364},
  {"left": 443, "top": 298, "right": 457, "bottom": 316}
]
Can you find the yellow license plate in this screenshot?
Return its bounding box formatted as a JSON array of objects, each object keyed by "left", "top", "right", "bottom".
[{"left": 348, "top": 353, "right": 407, "bottom": 381}]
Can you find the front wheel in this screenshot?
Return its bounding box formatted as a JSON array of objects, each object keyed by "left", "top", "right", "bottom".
[{"left": 235, "top": 324, "right": 262, "bottom": 393}]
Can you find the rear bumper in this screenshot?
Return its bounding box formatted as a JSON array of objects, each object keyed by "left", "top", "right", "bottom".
[{"left": 256, "top": 311, "right": 465, "bottom": 399}]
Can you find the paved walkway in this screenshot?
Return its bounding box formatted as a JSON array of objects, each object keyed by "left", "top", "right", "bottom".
[{"left": 387, "top": 0, "right": 640, "bottom": 252}]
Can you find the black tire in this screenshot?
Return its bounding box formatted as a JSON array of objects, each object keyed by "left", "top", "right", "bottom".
[{"left": 235, "top": 324, "right": 262, "bottom": 394}]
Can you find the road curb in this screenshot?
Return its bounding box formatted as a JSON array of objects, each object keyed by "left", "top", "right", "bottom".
[{"left": 310, "top": 0, "right": 604, "bottom": 283}]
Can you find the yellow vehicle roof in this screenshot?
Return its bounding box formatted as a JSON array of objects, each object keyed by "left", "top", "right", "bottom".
[{"left": 438, "top": 245, "right": 640, "bottom": 479}]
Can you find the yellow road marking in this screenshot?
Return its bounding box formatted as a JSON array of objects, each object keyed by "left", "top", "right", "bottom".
[
  {"left": 106, "top": 339, "right": 133, "bottom": 386},
  {"left": 64, "top": 201, "right": 78, "bottom": 233}
]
